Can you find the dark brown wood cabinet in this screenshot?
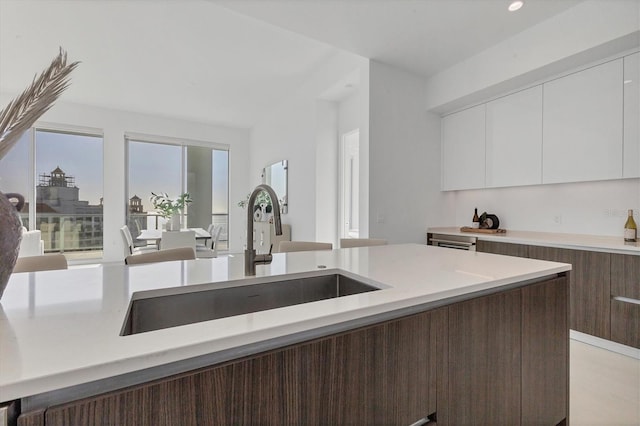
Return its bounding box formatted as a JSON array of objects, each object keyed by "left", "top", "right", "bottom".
[
  {"left": 478, "top": 240, "right": 640, "bottom": 350},
  {"left": 447, "top": 288, "right": 522, "bottom": 425},
  {"left": 41, "top": 309, "right": 446, "bottom": 426},
  {"left": 476, "top": 240, "right": 529, "bottom": 257},
  {"left": 524, "top": 246, "right": 610, "bottom": 340},
  {"left": 610, "top": 254, "right": 640, "bottom": 347},
  {"left": 521, "top": 277, "right": 569, "bottom": 426},
  {"left": 19, "top": 276, "right": 568, "bottom": 426}
]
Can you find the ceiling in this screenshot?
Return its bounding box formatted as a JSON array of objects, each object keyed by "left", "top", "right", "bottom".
[{"left": 0, "top": 0, "right": 583, "bottom": 128}]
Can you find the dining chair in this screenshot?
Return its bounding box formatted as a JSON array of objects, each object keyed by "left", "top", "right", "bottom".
[
  {"left": 196, "top": 225, "right": 222, "bottom": 258},
  {"left": 120, "top": 225, "right": 157, "bottom": 259},
  {"left": 340, "top": 238, "right": 388, "bottom": 248},
  {"left": 161, "top": 230, "right": 196, "bottom": 251},
  {"left": 125, "top": 247, "right": 196, "bottom": 265},
  {"left": 278, "top": 241, "right": 332, "bottom": 253},
  {"left": 198, "top": 223, "right": 215, "bottom": 248},
  {"left": 13, "top": 254, "right": 68, "bottom": 273}
]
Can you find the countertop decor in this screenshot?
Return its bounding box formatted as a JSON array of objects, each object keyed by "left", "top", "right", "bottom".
[{"left": 0, "top": 48, "right": 78, "bottom": 298}]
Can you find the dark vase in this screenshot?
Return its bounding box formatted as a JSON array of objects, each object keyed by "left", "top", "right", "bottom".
[{"left": 0, "top": 192, "right": 25, "bottom": 299}]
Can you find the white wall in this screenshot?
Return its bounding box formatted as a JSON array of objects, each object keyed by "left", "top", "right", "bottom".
[
  {"left": 248, "top": 52, "right": 367, "bottom": 243},
  {"left": 0, "top": 94, "right": 251, "bottom": 261},
  {"left": 338, "top": 93, "right": 359, "bottom": 136},
  {"left": 444, "top": 179, "right": 640, "bottom": 237},
  {"left": 315, "top": 100, "right": 338, "bottom": 247},
  {"left": 368, "top": 61, "right": 444, "bottom": 243}
]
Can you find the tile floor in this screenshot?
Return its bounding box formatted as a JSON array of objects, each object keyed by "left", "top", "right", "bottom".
[{"left": 570, "top": 340, "right": 640, "bottom": 425}]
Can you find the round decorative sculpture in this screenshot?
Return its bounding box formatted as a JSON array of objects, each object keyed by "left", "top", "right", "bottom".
[{"left": 0, "top": 192, "right": 25, "bottom": 299}]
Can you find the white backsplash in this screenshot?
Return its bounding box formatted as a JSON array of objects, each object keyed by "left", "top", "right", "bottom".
[{"left": 443, "top": 178, "right": 640, "bottom": 237}]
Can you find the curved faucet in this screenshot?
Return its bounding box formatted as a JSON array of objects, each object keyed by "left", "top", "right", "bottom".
[{"left": 245, "top": 184, "right": 283, "bottom": 275}]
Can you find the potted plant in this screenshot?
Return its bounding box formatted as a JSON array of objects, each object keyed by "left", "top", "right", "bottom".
[
  {"left": 150, "top": 192, "right": 192, "bottom": 231},
  {"left": 238, "top": 191, "right": 274, "bottom": 221}
]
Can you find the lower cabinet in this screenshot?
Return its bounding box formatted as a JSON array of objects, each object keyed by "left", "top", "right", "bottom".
[
  {"left": 476, "top": 240, "right": 529, "bottom": 257},
  {"left": 478, "top": 240, "right": 617, "bottom": 344},
  {"left": 528, "top": 246, "right": 610, "bottom": 340},
  {"left": 446, "top": 277, "right": 568, "bottom": 426},
  {"left": 611, "top": 254, "right": 640, "bottom": 347},
  {"left": 19, "top": 276, "right": 568, "bottom": 426}
]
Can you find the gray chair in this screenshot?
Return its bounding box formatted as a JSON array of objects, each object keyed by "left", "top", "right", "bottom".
[
  {"left": 161, "top": 230, "right": 196, "bottom": 251},
  {"left": 278, "top": 241, "right": 332, "bottom": 253},
  {"left": 125, "top": 247, "right": 196, "bottom": 265},
  {"left": 340, "top": 238, "right": 388, "bottom": 248},
  {"left": 13, "top": 254, "right": 68, "bottom": 273}
]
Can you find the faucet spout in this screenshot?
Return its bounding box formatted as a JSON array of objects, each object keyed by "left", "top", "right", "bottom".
[{"left": 245, "top": 184, "right": 283, "bottom": 275}]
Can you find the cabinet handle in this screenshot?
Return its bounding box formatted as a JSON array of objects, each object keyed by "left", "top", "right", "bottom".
[
  {"left": 612, "top": 296, "right": 640, "bottom": 306},
  {"left": 409, "top": 412, "right": 437, "bottom": 425}
]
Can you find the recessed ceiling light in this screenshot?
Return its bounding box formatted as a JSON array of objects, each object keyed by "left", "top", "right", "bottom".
[{"left": 508, "top": 0, "right": 524, "bottom": 12}]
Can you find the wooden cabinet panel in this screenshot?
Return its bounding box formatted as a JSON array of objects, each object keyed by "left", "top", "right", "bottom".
[
  {"left": 611, "top": 254, "right": 640, "bottom": 348},
  {"left": 442, "top": 104, "right": 486, "bottom": 190},
  {"left": 476, "top": 240, "right": 529, "bottom": 257},
  {"left": 611, "top": 254, "right": 640, "bottom": 299},
  {"left": 17, "top": 409, "right": 45, "bottom": 426},
  {"left": 45, "top": 310, "right": 442, "bottom": 426},
  {"left": 543, "top": 59, "right": 624, "bottom": 183},
  {"left": 528, "top": 246, "right": 610, "bottom": 340},
  {"left": 521, "top": 276, "right": 569, "bottom": 425},
  {"left": 611, "top": 299, "right": 640, "bottom": 348},
  {"left": 486, "top": 86, "right": 543, "bottom": 187},
  {"left": 447, "top": 288, "right": 522, "bottom": 425}
]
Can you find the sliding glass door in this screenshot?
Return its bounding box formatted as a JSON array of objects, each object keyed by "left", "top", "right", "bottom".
[{"left": 127, "top": 137, "right": 229, "bottom": 250}]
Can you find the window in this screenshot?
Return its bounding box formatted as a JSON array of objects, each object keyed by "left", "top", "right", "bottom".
[
  {"left": 0, "top": 127, "right": 104, "bottom": 259},
  {"left": 126, "top": 136, "right": 229, "bottom": 250}
]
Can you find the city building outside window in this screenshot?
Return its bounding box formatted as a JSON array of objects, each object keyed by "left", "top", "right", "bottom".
[{"left": 0, "top": 127, "right": 104, "bottom": 260}]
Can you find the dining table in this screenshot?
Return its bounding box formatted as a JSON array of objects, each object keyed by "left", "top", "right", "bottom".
[{"left": 136, "top": 227, "right": 211, "bottom": 246}]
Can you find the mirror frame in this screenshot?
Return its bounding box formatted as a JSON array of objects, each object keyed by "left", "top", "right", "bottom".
[{"left": 262, "top": 160, "right": 288, "bottom": 214}]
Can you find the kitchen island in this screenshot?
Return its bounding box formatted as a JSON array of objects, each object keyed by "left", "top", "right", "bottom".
[{"left": 1, "top": 244, "right": 570, "bottom": 425}]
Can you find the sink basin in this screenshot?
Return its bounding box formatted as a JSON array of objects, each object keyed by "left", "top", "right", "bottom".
[{"left": 121, "top": 273, "right": 380, "bottom": 335}]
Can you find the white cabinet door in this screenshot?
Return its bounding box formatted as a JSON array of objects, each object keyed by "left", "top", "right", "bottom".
[
  {"left": 486, "top": 86, "right": 543, "bottom": 188},
  {"left": 542, "top": 59, "right": 623, "bottom": 184},
  {"left": 442, "top": 104, "right": 486, "bottom": 190},
  {"left": 624, "top": 52, "right": 640, "bottom": 178}
]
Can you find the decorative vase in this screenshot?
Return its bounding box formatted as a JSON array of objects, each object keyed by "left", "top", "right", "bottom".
[
  {"left": 0, "top": 192, "right": 25, "bottom": 299},
  {"left": 166, "top": 213, "right": 181, "bottom": 231}
]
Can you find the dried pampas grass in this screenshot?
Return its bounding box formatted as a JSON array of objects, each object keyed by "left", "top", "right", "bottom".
[{"left": 0, "top": 48, "right": 79, "bottom": 160}]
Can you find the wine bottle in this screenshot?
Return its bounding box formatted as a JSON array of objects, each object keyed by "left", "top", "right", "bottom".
[
  {"left": 624, "top": 209, "right": 637, "bottom": 242},
  {"left": 472, "top": 208, "right": 480, "bottom": 229}
]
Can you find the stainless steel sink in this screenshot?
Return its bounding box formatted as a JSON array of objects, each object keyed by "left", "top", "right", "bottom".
[{"left": 121, "top": 273, "right": 379, "bottom": 335}]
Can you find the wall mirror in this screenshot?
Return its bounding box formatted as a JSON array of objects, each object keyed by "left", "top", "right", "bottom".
[{"left": 262, "top": 160, "right": 288, "bottom": 214}]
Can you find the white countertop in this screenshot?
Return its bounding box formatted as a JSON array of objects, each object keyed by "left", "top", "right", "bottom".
[
  {"left": 428, "top": 227, "right": 640, "bottom": 255},
  {"left": 0, "top": 244, "right": 569, "bottom": 402}
]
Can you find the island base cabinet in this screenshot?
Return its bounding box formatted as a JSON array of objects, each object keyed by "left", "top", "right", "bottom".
[
  {"left": 40, "top": 309, "right": 445, "bottom": 426},
  {"left": 22, "top": 276, "right": 568, "bottom": 426},
  {"left": 446, "top": 288, "right": 523, "bottom": 425},
  {"left": 521, "top": 277, "right": 569, "bottom": 426}
]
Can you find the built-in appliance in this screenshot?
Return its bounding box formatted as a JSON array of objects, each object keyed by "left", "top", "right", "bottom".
[{"left": 427, "top": 233, "right": 477, "bottom": 251}]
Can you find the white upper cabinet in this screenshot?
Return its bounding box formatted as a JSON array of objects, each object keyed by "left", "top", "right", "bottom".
[
  {"left": 486, "top": 86, "right": 543, "bottom": 188},
  {"left": 542, "top": 59, "right": 623, "bottom": 184},
  {"left": 442, "top": 104, "right": 486, "bottom": 191},
  {"left": 624, "top": 52, "right": 640, "bottom": 178}
]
